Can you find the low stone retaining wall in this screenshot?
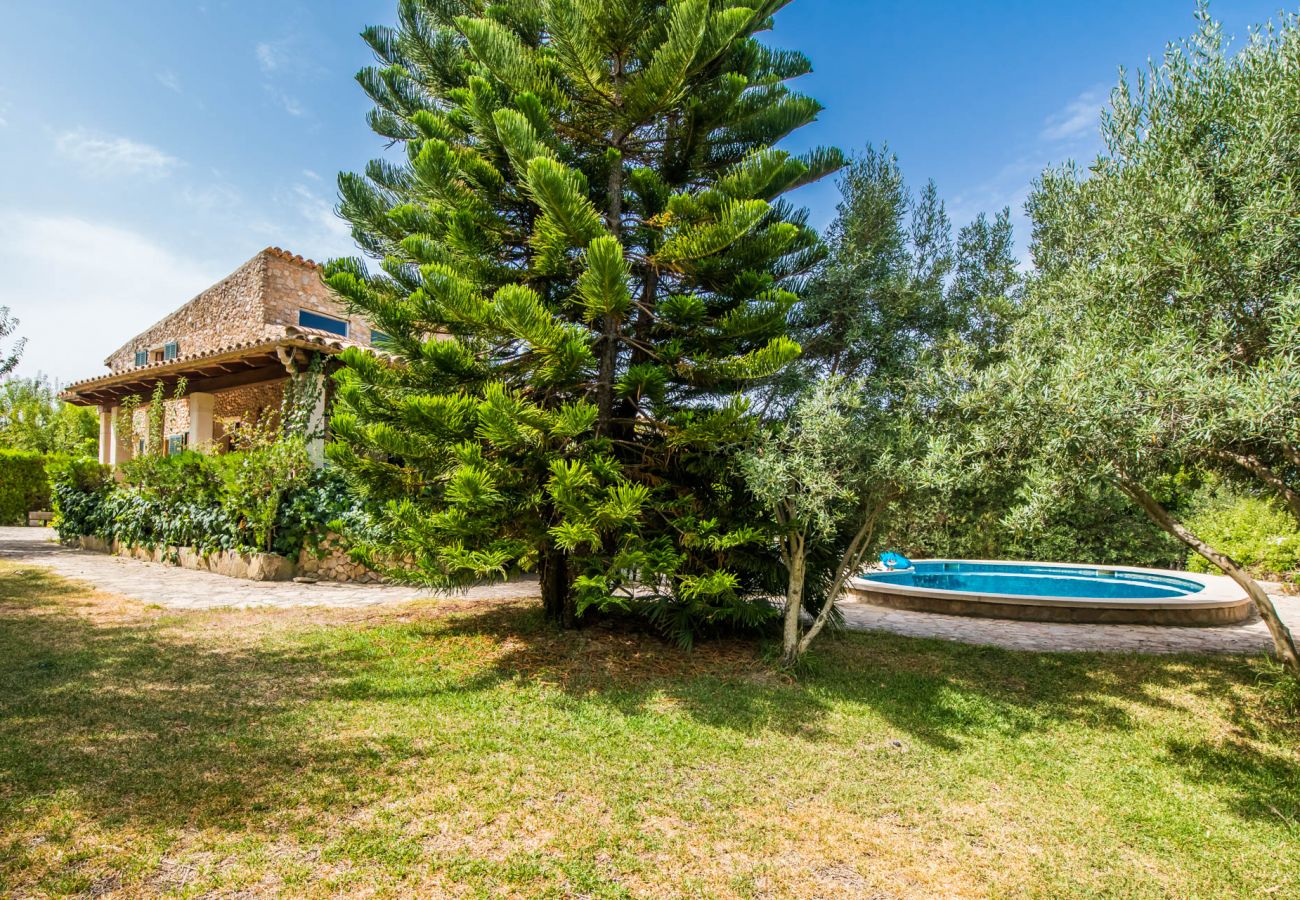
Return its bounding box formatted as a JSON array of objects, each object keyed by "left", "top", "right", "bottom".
[
  {"left": 74, "top": 530, "right": 393, "bottom": 584},
  {"left": 78, "top": 536, "right": 306, "bottom": 582},
  {"left": 296, "top": 532, "right": 388, "bottom": 584}
]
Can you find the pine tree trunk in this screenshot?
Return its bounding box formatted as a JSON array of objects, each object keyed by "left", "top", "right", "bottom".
[
  {"left": 1116, "top": 475, "right": 1300, "bottom": 676},
  {"left": 540, "top": 545, "right": 577, "bottom": 629}
]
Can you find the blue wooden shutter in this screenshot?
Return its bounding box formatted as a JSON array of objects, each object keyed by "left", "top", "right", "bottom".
[
  {"left": 164, "top": 341, "right": 179, "bottom": 361},
  {"left": 134, "top": 350, "right": 148, "bottom": 366}
]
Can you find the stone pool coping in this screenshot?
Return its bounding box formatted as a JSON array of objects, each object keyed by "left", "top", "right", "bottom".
[{"left": 847, "top": 559, "right": 1253, "bottom": 626}]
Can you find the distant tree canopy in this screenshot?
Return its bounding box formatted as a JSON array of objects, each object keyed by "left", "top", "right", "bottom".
[
  {"left": 0, "top": 376, "right": 98, "bottom": 458},
  {"left": 0, "top": 307, "right": 24, "bottom": 379},
  {"left": 325, "top": 0, "right": 841, "bottom": 642}
]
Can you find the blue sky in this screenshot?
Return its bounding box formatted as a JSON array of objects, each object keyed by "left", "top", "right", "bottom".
[{"left": 0, "top": 0, "right": 1288, "bottom": 383}]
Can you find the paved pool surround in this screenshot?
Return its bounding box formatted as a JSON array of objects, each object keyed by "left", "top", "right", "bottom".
[{"left": 848, "top": 560, "right": 1254, "bottom": 626}]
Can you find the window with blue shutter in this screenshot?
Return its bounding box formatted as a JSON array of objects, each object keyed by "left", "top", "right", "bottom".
[
  {"left": 298, "top": 309, "right": 349, "bottom": 337},
  {"left": 134, "top": 350, "right": 148, "bottom": 367},
  {"left": 371, "top": 330, "right": 391, "bottom": 347},
  {"left": 166, "top": 434, "right": 187, "bottom": 456},
  {"left": 164, "top": 341, "right": 179, "bottom": 361}
]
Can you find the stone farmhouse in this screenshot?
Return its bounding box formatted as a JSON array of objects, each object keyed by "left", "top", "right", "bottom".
[{"left": 62, "top": 247, "right": 384, "bottom": 465}]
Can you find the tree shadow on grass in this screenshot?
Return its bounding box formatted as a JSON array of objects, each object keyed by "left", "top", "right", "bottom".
[
  {"left": 433, "top": 600, "right": 1263, "bottom": 750},
  {"left": 1, "top": 562, "right": 1295, "bottom": 845},
  {"left": 0, "top": 568, "right": 411, "bottom": 838}
]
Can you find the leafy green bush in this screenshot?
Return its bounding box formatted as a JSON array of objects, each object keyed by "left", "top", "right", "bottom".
[
  {"left": 50, "top": 445, "right": 358, "bottom": 559},
  {"left": 891, "top": 471, "right": 1186, "bottom": 569},
  {"left": 48, "top": 456, "right": 112, "bottom": 538},
  {"left": 0, "top": 448, "right": 49, "bottom": 524},
  {"left": 215, "top": 437, "right": 314, "bottom": 552},
  {"left": 1184, "top": 487, "right": 1300, "bottom": 581}
]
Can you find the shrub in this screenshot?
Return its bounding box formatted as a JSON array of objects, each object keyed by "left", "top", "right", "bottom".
[
  {"left": 51, "top": 443, "right": 356, "bottom": 559},
  {"left": 121, "top": 450, "right": 223, "bottom": 505},
  {"left": 0, "top": 449, "right": 49, "bottom": 524},
  {"left": 1184, "top": 487, "right": 1300, "bottom": 582},
  {"left": 891, "top": 475, "right": 1186, "bottom": 569},
  {"left": 48, "top": 456, "right": 112, "bottom": 539},
  {"left": 216, "top": 437, "right": 314, "bottom": 552}
]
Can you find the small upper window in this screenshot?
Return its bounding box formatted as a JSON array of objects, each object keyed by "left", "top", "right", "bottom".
[
  {"left": 299, "top": 309, "right": 349, "bottom": 337},
  {"left": 371, "top": 329, "right": 391, "bottom": 347},
  {"left": 134, "top": 350, "right": 148, "bottom": 367},
  {"left": 164, "top": 341, "right": 179, "bottom": 361}
]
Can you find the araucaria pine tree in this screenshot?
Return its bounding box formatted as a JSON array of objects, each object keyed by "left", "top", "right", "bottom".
[{"left": 325, "top": 0, "right": 841, "bottom": 639}]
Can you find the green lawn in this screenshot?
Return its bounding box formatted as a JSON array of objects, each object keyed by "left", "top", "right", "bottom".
[{"left": 1, "top": 562, "right": 1297, "bottom": 898}]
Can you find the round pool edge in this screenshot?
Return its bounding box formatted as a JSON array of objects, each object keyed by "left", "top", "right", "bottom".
[{"left": 846, "top": 560, "right": 1254, "bottom": 627}]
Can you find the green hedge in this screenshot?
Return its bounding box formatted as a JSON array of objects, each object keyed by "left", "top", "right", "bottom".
[{"left": 0, "top": 449, "right": 50, "bottom": 525}]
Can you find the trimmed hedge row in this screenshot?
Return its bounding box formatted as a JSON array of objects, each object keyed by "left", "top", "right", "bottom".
[{"left": 0, "top": 449, "right": 51, "bottom": 525}]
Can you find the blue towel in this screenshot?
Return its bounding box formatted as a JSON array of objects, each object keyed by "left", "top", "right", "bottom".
[{"left": 880, "top": 551, "right": 913, "bottom": 571}]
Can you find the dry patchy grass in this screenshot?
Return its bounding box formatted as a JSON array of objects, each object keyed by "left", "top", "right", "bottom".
[{"left": 0, "top": 561, "right": 1297, "bottom": 898}]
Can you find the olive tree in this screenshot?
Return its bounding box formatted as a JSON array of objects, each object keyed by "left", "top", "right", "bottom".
[
  {"left": 740, "top": 377, "right": 929, "bottom": 666},
  {"left": 980, "top": 6, "right": 1300, "bottom": 673}
]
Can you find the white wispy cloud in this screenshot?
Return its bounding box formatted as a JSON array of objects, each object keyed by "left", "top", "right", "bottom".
[
  {"left": 255, "top": 40, "right": 284, "bottom": 73},
  {"left": 0, "top": 212, "right": 218, "bottom": 381},
  {"left": 55, "top": 129, "right": 180, "bottom": 177},
  {"left": 156, "top": 70, "right": 182, "bottom": 93},
  {"left": 288, "top": 183, "right": 353, "bottom": 258},
  {"left": 266, "top": 87, "right": 307, "bottom": 117},
  {"left": 1040, "top": 87, "right": 1107, "bottom": 142}
]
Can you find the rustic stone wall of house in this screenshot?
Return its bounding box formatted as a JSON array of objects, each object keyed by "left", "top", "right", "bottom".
[
  {"left": 103, "top": 248, "right": 381, "bottom": 374},
  {"left": 213, "top": 380, "right": 286, "bottom": 425},
  {"left": 105, "top": 253, "right": 276, "bottom": 372},
  {"left": 119, "top": 382, "right": 292, "bottom": 453},
  {"left": 261, "top": 253, "right": 380, "bottom": 343},
  {"left": 127, "top": 398, "right": 190, "bottom": 451}
]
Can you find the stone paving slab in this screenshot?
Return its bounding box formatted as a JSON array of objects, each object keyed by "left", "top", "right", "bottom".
[
  {"left": 0, "top": 527, "right": 537, "bottom": 610},
  {"left": 3, "top": 527, "right": 1297, "bottom": 655},
  {"left": 838, "top": 594, "right": 1299, "bottom": 655}
]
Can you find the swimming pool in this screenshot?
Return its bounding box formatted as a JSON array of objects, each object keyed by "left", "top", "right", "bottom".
[{"left": 849, "top": 560, "right": 1252, "bottom": 625}]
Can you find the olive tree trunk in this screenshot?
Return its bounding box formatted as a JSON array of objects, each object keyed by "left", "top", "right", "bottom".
[
  {"left": 1116, "top": 475, "right": 1300, "bottom": 676},
  {"left": 780, "top": 497, "right": 892, "bottom": 668}
]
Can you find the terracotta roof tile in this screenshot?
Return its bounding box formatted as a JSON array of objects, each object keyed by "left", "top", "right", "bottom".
[
  {"left": 264, "top": 246, "right": 322, "bottom": 269},
  {"left": 61, "top": 327, "right": 393, "bottom": 402}
]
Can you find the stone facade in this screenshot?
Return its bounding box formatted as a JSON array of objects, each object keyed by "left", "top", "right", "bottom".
[
  {"left": 119, "top": 379, "right": 306, "bottom": 453},
  {"left": 259, "top": 253, "right": 379, "bottom": 342},
  {"left": 127, "top": 398, "right": 191, "bottom": 454},
  {"left": 103, "top": 248, "right": 381, "bottom": 374},
  {"left": 65, "top": 247, "right": 379, "bottom": 466},
  {"left": 212, "top": 379, "right": 287, "bottom": 445}
]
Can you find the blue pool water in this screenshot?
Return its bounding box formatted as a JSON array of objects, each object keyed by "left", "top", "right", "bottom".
[{"left": 860, "top": 561, "right": 1202, "bottom": 600}]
